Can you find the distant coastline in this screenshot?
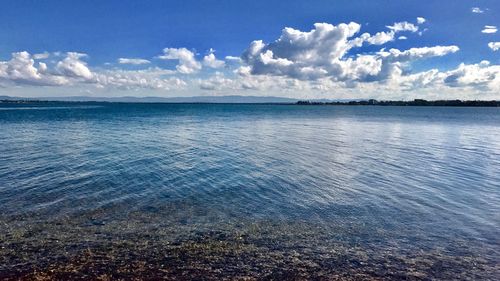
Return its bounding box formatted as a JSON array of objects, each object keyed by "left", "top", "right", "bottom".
[
  {"left": 0, "top": 95, "right": 298, "bottom": 104},
  {"left": 1, "top": 96, "right": 499, "bottom": 107},
  {"left": 297, "top": 99, "right": 500, "bottom": 107}
]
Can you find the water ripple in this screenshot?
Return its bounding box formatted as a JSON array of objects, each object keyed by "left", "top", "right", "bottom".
[{"left": 0, "top": 103, "right": 499, "bottom": 259}]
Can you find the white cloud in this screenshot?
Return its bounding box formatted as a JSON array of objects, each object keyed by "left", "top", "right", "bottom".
[
  {"left": 241, "top": 22, "right": 366, "bottom": 80},
  {"left": 38, "top": 62, "right": 48, "bottom": 73},
  {"left": 192, "top": 58, "right": 499, "bottom": 99},
  {"left": 250, "top": 22, "right": 361, "bottom": 62},
  {"left": 471, "top": 7, "right": 484, "bottom": 14},
  {"left": 488, "top": 42, "right": 500, "bottom": 51},
  {"left": 2, "top": 49, "right": 498, "bottom": 100},
  {"left": 378, "top": 46, "right": 459, "bottom": 61},
  {"left": 354, "top": 19, "right": 423, "bottom": 46},
  {"left": 93, "top": 68, "right": 185, "bottom": 90},
  {"left": 1, "top": 18, "right": 499, "bottom": 100},
  {"left": 443, "top": 62, "right": 500, "bottom": 89},
  {"left": 223, "top": 21, "right": 499, "bottom": 98},
  {"left": 365, "top": 31, "right": 396, "bottom": 45},
  {"left": 0, "top": 52, "right": 41, "bottom": 82},
  {"left": 225, "top": 56, "right": 242, "bottom": 62},
  {"left": 482, "top": 25, "right": 497, "bottom": 33},
  {"left": 202, "top": 52, "right": 225, "bottom": 69},
  {"left": 33, "top": 52, "right": 50, "bottom": 60},
  {"left": 199, "top": 72, "right": 236, "bottom": 90},
  {"left": 0, "top": 51, "right": 186, "bottom": 91},
  {"left": 158, "top": 48, "right": 202, "bottom": 74},
  {"left": 118, "top": 58, "right": 151, "bottom": 65},
  {"left": 386, "top": 21, "right": 419, "bottom": 32},
  {"left": 199, "top": 70, "right": 318, "bottom": 93},
  {"left": 241, "top": 21, "right": 458, "bottom": 83},
  {"left": 0, "top": 51, "right": 68, "bottom": 86},
  {"left": 56, "top": 52, "right": 93, "bottom": 80}
]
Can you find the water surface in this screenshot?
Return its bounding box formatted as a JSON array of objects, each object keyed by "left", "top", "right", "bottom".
[{"left": 0, "top": 102, "right": 499, "bottom": 279}]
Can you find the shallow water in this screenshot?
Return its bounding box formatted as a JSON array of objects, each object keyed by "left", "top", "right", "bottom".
[{"left": 0, "top": 102, "right": 499, "bottom": 279}]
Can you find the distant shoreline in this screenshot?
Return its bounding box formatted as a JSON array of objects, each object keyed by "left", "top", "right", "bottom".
[
  {"left": 1, "top": 98, "right": 499, "bottom": 107},
  {"left": 296, "top": 99, "right": 500, "bottom": 107}
]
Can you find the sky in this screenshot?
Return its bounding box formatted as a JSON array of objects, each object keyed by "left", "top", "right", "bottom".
[{"left": 0, "top": 0, "right": 499, "bottom": 100}]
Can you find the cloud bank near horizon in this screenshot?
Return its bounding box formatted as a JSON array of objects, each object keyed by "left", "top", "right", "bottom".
[{"left": 1, "top": 18, "right": 499, "bottom": 100}]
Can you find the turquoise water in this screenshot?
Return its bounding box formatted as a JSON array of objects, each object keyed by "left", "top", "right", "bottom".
[{"left": 1, "top": 102, "right": 499, "bottom": 279}]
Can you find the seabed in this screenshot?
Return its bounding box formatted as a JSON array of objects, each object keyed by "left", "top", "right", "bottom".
[{"left": 1, "top": 205, "right": 498, "bottom": 280}]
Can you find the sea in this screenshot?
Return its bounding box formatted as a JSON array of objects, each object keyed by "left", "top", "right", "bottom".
[{"left": 0, "top": 102, "right": 499, "bottom": 279}]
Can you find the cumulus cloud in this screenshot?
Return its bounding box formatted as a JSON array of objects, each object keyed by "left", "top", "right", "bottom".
[
  {"left": 241, "top": 22, "right": 364, "bottom": 80},
  {"left": 193, "top": 57, "right": 499, "bottom": 99},
  {"left": 241, "top": 21, "right": 458, "bottom": 83},
  {"left": 1, "top": 18, "right": 499, "bottom": 99},
  {"left": 443, "top": 61, "right": 499, "bottom": 89},
  {"left": 482, "top": 25, "right": 497, "bottom": 33},
  {"left": 0, "top": 51, "right": 67, "bottom": 86},
  {"left": 364, "top": 31, "right": 396, "bottom": 45},
  {"left": 0, "top": 51, "right": 186, "bottom": 91},
  {"left": 0, "top": 52, "right": 43, "bottom": 82},
  {"left": 202, "top": 51, "right": 225, "bottom": 69},
  {"left": 471, "top": 7, "right": 484, "bottom": 14},
  {"left": 118, "top": 58, "right": 151, "bottom": 65},
  {"left": 158, "top": 48, "right": 202, "bottom": 74},
  {"left": 56, "top": 52, "right": 93, "bottom": 80},
  {"left": 227, "top": 20, "right": 500, "bottom": 97},
  {"left": 488, "top": 42, "right": 500, "bottom": 51}
]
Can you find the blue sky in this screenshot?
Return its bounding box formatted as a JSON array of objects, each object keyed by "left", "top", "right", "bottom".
[{"left": 0, "top": 0, "right": 499, "bottom": 99}]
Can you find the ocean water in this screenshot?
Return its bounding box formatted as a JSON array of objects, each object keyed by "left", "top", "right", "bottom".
[{"left": 0, "top": 102, "right": 499, "bottom": 279}]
